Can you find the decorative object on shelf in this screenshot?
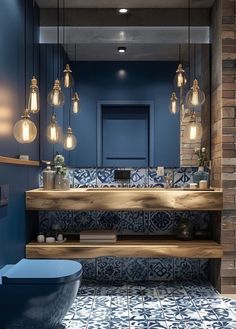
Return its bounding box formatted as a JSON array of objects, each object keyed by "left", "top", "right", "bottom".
[
  {"left": 42, "top": 161, "right": 55, "bottom": 190},
  {"left": 53, "top": 154, "right": 70, "bottom": 190},
  {"left": 46, "top": 114, "right": 62, "bottom": 144},
  {"left": 176, "top": 216, "right": 193, "bottom": 241},
  {"left": 63, "top": 64, "right": 73, "bottom": 88},
  {"left": 28, "top": 76, "right": 40, "bottom": 113},
  {"left": 45, "top": 236, "right": 56, "bottom": 243},
  {"left": 52, "top": 223, "right": 62, "bottom": 240},
  {"left": 199, "top": 180, "right": 208, "bottom": 189},
  {"left": 72, "top": 92, "right": 80, "bottom": 114},
  {"left": 47, "top": 79, "right": 65, "bottom": 107},
  {"left": 169, "top": 92, "right": 179, "bottom": 114},
  {"left": 183, "top": 111, "right": 202, "bottom": 141},
  {"left": 164, "top": 170, "right": 173, "bottom": 188},
  {"left": 37, "top": 234, "right": 45, "bottom": 243},
  {"left": 193, "top": 147, "right": 209, "bottom": 186},
  {"left": 185, "top": 79, "right": 205, "bottom": 109},
  {"left": 14, "top": 109, "right": 37, "bottom": 144}
]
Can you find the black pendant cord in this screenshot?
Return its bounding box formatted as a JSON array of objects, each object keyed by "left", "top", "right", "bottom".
[
  {"left": 52, "top": 46, "right": 55, "bottom": 159},
  {"left": 194, "top": 44, "right": 196, "bottom": 79},
  {"left": 188, "top": 0, "right": 191, "bottom": 90},
  {"left": 24, "top": 0, "right": 27, "bottom": 109},
  {"left": 57, "top": 0, "right": 60, "bottom": 79},
  {"left": 63, "top": 0, "right": 66, "bottom": 67},
  {"left": 32, "top": 0, "right": 35, "bottom": 76}
]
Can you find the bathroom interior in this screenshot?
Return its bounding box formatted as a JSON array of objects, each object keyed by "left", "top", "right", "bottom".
[{"left": 0, "top": 0, "right": 236, "bottom": 328}]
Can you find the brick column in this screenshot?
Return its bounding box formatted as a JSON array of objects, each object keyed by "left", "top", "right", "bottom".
[{"left": 212, "top": 0, "right": 236, "bottom": 293}]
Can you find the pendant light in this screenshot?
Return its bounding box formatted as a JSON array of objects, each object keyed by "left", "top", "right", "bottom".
[
  {"left": 28, "top": 0, "right": 40, "bottom": 114},
  {"left": 63, "top": 64, "right": 73, "bottom": 88},
  {"left": 47, "top": 79, "right": 65, "bottom": 107},
  {"left": 47, "top": 114, "right": 62, "bottom": 144},
  {"left": 14, "top": 0, "right": 37, "bottom": 144},
  {"left": 72, "top": 92, "right": 80, "bottom": 114},
  {"left": 185, "top": 78, "right": 205, "bottom": 108},
  {"left": 183, "top": 111, "right": 202, "bottom": 141},
  {"left": 28, "top": 76, "right": 40, "bottom": 113},
  {"left": 64, "top": 127, "right": 77, "bottom": 150},
  {"left": 169, "top": 92, "right": 179, "bottom": 114},
  {"left": 14, "top": 110, "right": 37, "bottom": 143},
  {"left": 174, "top": 45, "right": 187, "bottom": 89},
  {"left": 47, "top": 0, "right": 64, "bottom": 108}
]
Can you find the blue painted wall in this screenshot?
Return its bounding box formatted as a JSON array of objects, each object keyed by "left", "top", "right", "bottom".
[
  {"left": 0, "top": 0, "right": 40, "bottom": 267},
  {"left": 68, "top": 61, "right": 180, "bottom": 167}
]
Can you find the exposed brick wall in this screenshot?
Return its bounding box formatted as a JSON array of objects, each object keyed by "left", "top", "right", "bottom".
[{"left": 212, "top": 0, "right": 236, "bottom": 293}]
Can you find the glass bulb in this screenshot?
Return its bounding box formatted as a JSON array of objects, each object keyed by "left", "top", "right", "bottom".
[
  {"left": 183, "top": 112, "right": 202, "bottom": 141},
  {"left": 13, "top": 110, "right": 37, "bottom": 143},
  {"left": 47, "top": 79, "right": 65, "bottom": 107},
  {"left": 63, "top": 127, "right": 77, "bottom": 151},
  {"left": 46, "top": 114, "right": 62, "bottom": 144},
  {"left": 185, "top": 79, "right": 205, "bottom": 108},
  {"left": 72, "top": 92, "right": 80, "bottom": 114},
  {"left": 28, "top": 76, "right": 40, "bottom": 113},
  {"left": 169, "top": 92, "right": 179, "bottom": 114},
  {"left": 63, "top": 64, "right": 73, "bottom": 88},
  {"left": 174, "top": 64, "right": 187, "bottom": 88}
]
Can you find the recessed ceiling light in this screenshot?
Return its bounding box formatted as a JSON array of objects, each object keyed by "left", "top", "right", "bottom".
[
  {"left": 118, "top": 8, "right": 128, "bottom": 14},
  {"left": 118, "top": 47, "right": 127, "bottom": 53}
]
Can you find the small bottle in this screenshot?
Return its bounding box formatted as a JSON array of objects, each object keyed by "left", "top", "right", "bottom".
[{"left": 42, "top": 162, "right": 55, "bottom": 190}]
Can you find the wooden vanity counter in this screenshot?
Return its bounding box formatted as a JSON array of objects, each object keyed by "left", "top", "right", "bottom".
[{"left": 26, "top": 187, "right": 223, "bottom": 211}]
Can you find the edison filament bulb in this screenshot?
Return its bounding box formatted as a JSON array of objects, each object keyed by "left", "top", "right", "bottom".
[
  {"left": 13, "top": 109, "right": 37, "bottom": 144},
  {"left": 28, "top": 76, "right": 40, "bottom": 113}
]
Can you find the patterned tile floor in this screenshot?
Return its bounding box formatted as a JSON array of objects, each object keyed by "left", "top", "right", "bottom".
[{"left": 62, "top": 281, "right": 236, "bottom": 329}]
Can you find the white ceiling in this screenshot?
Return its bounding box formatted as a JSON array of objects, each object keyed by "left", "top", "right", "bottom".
[{"left": 36, "top": 0, "right": 215, "bottom": 9}]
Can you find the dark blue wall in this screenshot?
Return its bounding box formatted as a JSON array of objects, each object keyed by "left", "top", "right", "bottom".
[
  {"left": 68, "top": 61, "right": 180, "bottom": 167},
  {"left": 0, "top": 0, "right": 39, "bottom": 266}
]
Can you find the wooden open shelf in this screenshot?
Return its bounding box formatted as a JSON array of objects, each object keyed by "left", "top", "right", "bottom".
[
  {"left": 0, "top": 156, "right": 39, "bottom": 167},
  {"left": 26, "top": 188, "right": 223, "bottom": 211},
  {"left": 26, "top": 236, "right": 223, "bottom": 259}
]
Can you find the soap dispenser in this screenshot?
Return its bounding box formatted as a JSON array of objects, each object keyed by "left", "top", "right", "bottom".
[{"left": 42, "top": 162, "right": 55, "bottom": 190}]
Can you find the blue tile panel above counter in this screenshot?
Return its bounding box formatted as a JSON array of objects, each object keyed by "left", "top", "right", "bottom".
[{"left": 40, "top": 167, "right": 198, "bottom": 188}]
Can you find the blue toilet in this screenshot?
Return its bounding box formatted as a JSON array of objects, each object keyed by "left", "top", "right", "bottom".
[{"left": 0, "top": 259, "right": 82, "bottom": 329}]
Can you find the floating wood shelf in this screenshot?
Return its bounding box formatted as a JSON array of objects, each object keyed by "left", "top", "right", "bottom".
[
  {"left": 0, "top": 156, "right": 39, "bottom": 167},
  {"left": 26, "top": 188, "right": 223, "bottom": 211},
  {"left": 26, "top": 237, "right": 223, "bottom": 259}
]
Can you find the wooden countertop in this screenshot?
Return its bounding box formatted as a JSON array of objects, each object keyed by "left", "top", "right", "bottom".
[{"left": 26, "top": 187, "right": 223, "bottom": 211}]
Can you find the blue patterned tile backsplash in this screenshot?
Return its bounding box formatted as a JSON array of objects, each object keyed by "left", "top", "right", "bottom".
[{"left": 38, "top": 166, "right": 209, "bottom": 283}]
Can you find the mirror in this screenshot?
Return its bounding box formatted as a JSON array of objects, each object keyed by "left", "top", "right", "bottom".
[{"left": 39, "top": 1, "right": 212, "bottom": 168}]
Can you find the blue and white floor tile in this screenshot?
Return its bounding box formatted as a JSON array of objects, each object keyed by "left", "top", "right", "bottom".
[{"left": 63, "top": 281, "right": 236, "bottom": 329}]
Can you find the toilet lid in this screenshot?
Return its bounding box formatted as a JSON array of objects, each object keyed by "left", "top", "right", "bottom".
[{"left": 2, "top": 259, "right": 82, "bottom": 284}]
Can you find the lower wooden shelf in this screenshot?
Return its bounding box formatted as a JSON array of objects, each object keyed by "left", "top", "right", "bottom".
[{"left": 26, "top": 237, "right": 223, "bottom": 259}]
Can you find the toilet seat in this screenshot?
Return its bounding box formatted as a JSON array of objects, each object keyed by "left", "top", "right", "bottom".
[{"left": 1, "top": 259, "right": 82, "bottom": 284}]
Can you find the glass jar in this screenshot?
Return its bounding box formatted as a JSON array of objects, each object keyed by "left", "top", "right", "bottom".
[
  {"left": 193, "top": 166, "right": 209, "bottom": 187},
  {"left": 55, "top": 174, "right": 70, "bottom": 190},
  {"left": 42, "top": 162, "right": 55, "bottom": 190}
]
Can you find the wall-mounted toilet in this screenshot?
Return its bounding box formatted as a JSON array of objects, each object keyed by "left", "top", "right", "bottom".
[{"left": 0, "top": 259, "right": 82, "bottom": 329}]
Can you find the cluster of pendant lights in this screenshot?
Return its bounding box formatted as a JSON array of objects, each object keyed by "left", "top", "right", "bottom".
[
  {"left": 14, "top": 64, "right": 79, "bottom": 150},
  {"left": 47, "top": 64, "right": 78, "bottom": 151},
  {"left": 13, "top": 0, "right": 79, "bottom": 151}
]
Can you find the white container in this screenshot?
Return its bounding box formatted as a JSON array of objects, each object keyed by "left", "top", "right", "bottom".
[
  {"left": 46, "top": 237, "right": 55, "bottom": 243},
  {"left": 57, "top": 234, "right": 63, "bottom": 241},
  {"left": 189, "top": 183, "right": 197, "bottom": 189},
  {"left": 37, "top": 234, "right": 45, "bottom": 243},
  {"left": 199, "top": 180, "right": 208, "bottom": 189}
]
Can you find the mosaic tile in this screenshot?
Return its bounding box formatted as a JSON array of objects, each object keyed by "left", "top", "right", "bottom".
[
  {"left": 97, "top": 257, "right": 122, "bottom": 281},
  {"left": 73, "top": 168, "right": 97, "bottom": 187},
  {"left": 73, "top": 211, "right": 99, "bottom": 232},
  {"left": 97, "top": 211, "right": 121, "bottom": 231},
  {"left": 97, "top": 168, "right": 117, "bottom": 186},
  {"left": 130, "top": 168, "right": 148, "bottom": 187},
  {"left": 174, "top": 258, "right": 194, "bottom": 280},
  {"left": 78, "top": 259, "right": 96, "bottom": 280},
  {"left": 149, "top": 212, "right": 176, "bottom": 235},
  {"left": 123, "top": 258, "right": 149, "bottom": 281},
  {"left": 119, "top": 211, "right": 146, "bottom": 233},
  {"left": 149, "top": 258, "right": 173, "bottom": 281},
  {"left": 173, "top": 167, "right": 197, "bottom": 187},
  {"left": 148, "top": 168, "right": 165, "bottom": 188}
]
